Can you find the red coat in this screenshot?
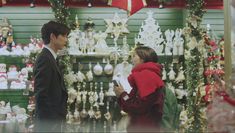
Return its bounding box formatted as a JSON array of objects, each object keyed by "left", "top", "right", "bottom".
[{"left": 118, "top": 62, "right": 165, "bottom": 132}]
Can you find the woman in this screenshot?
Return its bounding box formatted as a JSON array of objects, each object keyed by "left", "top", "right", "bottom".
[{"left": 114, "top": 46, "right": 165, "bottom": 132}]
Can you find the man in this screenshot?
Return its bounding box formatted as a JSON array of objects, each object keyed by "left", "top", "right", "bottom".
[{"left": 33, "top": 21, "right": 70, "bottom": 132}]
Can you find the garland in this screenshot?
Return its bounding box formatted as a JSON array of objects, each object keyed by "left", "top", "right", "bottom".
[
  {"left": 47, "top": 0, "right": 72, "bottom": 87},
  {"left": 180, "top": 0, "right": 207, "bottom": 132},
  {"left": 48, "top": 0, "right": 70, "bottom": 26}
]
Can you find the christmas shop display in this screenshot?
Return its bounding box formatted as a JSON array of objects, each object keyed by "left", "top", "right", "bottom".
[{"left": 0, "top": 0, "right": 227, "bottom": 132}]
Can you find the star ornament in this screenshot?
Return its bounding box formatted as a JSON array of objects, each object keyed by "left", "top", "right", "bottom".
[{"left": 105, "top": 12, "right": 129, "bottom": 39}]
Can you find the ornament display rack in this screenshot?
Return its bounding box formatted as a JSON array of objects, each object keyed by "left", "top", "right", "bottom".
[
  {"left": 0, "top": 56, "right": 29, "bottom": 109},
  {"left": 63, "top": 53, "right": 184, "bottom": 132}
]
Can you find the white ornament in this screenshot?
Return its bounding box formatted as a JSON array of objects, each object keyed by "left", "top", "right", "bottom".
[
  {"left": 76, "top": 91, "right": 82, "bottom": 105},
  {"left": 162, "top": 67, "right": 167, "bottom": 80},
  {"left": 94, "top": 31, "right": 109, "bottom": 54},
  {"left": 80, "top": 91, "right": 88, "bottom": 118},
  {"left": 73, "top": 109, "right": 81, "bottom": 124},
  {"left": 175, "top": 85, "right": 187, "bottom": 99},
  {"left": 93, "top": 62, "right": 103, "bottom": 76},
  {"left": 105, "top": 12, "right": 129, "bottom": 46},
  {"left": 121, "top": 36, "right": 130, "bottom": 56},
  {"left": 10, "top": 80, "right": 26, "bottom": 89},
  {"left": 104, "top": 102, "right": 111, "bottom": 121},
  {"left": 68, "top": 88, "right": 77, "bottom": 104},
  {"left": 86, "top": 62, "right": 93, "bottom": 81},
  {"left": 175, "top": 66, "right": 185, "bottom": 83},
  {"left": 76, "top": 70, "right": 86, "bottom": 82},
  {"left": 23, "top": 46, "right": 30, "bottom": 56},
  {"left": 0, "top": 46, "right": 10, "bottom": 55},
  {"left": 12, "top": 45, "right": 24, "bottom": 56},
  {"left": 85, "top": 31, "right": 96, "bottom": 54},
  {"left": 68, "top": 28, "right": 82, "bottom": 55},
  {"left": 79, "top": 32, "right": 87, "bottom": 54},
  {"left": 20, "top": 68, "right": 28, "bottom": 81},
  {"left": 187, "top": 37, "right": 197, "bottom": 50},
  {"left": 104, "top": 59, "right": 113, "bottom": 75},
  {"left": 168, "top": 64, "right": 176, "bottom": 80},
  {"left": 164, "top": 29, "right": 174, "bottom": 55},
  {"left": 64, "top": 71, "right": 77, "bottom": 86},
  {"left": 173, "top": 29, "right": 184, "bottom": 55},
  {"left": 106, "top": 82, "right": 116, "bottom": 97},
  {"left": 99, "top": 82, "right": 105, "bottom": 106}
]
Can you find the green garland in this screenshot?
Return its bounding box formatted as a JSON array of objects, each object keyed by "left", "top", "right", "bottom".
[
  {"left": 48, "top": 0, "right": 72, "bottom": 86},
  {"left": 181, "top": 0, "right": 207, "bottom": 132},
  {"left": 48, "top": 0, "right": 70, "bottom": 26}
]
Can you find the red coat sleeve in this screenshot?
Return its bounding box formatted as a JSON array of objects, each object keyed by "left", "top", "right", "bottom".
[{"left": 118, "top": 88, "right": 164, "bottom": 115}]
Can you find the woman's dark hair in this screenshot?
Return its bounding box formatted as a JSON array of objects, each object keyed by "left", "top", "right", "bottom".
[
  {"left": 41, "top": 21, "right": 70, "bottom": 44},
  {"left": 134, "top": 45, "right": 158, "bottom": 63}
]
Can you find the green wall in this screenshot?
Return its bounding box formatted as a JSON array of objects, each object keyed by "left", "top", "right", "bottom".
[
  {"left": 0, "top": 7, "right": 184, "bottom": 45},
  {"left": 0, "top": 6, "right": 224, "bottom": 109}
]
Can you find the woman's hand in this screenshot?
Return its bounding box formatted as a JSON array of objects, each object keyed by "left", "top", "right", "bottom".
[{"left": 113, "top": 84, "right": 125, "bottom": 97}]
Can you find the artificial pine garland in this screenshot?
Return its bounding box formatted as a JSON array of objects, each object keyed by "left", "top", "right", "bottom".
[{"left": 181, "top": 0, "right": 208, "bottom": 132}]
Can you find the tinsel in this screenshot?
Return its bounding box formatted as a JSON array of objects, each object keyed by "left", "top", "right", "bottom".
[{"left": 181, "top": 0, "right": 207, "bottom": 132}]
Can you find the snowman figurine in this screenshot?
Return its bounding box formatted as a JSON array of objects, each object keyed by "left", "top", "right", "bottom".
[{"left": 0, "top": 75, "right": 8, "bottom": 89}]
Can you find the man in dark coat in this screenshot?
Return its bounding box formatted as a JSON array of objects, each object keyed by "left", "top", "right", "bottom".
[{"left": 33, "top": 21, "right": 70, "bottom": 132}]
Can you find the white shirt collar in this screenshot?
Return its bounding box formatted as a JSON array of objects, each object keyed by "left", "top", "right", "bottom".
[{"left": 44, "top": 45, "right": 57, "bottom": 60}]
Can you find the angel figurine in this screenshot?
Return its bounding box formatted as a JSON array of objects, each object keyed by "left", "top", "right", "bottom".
[
  {"left": 79, "top": 32, "right": 87, "bottom": 54},
  {"left": 162, "top": 67, "right": 167, "bottom": 80},
  {"left": 175, "top": 66, "right": 185, "bottom": 83},
  {"left": 94, "top": 31, "right": 108, "bottom": 54},
  {"left": 164, "top": 29, "right": 174, "bottom": 55},
  {"left": 84, "top": 18, "right": 96, "bottom": 54},
  {"left": 168, "top": 64, "right": 176, "bottom": 81},
  {"left": 173, "top": 29, "right": 184, "bottom": 55}
]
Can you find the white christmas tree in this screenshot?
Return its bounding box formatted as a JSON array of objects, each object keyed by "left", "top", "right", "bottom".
[{"left": 135, "top": 10, "right": 164, "bottom": 55}]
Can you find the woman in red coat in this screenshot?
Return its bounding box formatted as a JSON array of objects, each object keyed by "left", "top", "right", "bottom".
[{"left": 114, "top": 46, "right": 165, "bottom": 132}]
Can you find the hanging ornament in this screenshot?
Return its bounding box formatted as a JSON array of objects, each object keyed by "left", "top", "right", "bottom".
[
  {"left": 99, "top": 82, "right": 105, "bottom": 106},
  {"left": 86, "top": 62, "right": 93, "bottom": 81},
  {"left": 80, "top": 90, "right": 88, "bottom": 118},
  {"left": 175, "top": 66, "right": 185, "bottom": 83},
  {"left": 175, "top": 85, "right": 187, "bottom": 99},
  {"left": 93, "top": 62, "right": 103, "bottom": 76},
  {"left": 104, "top": 59, "right": 113, "bottom": 75},
  {"left": 67, "top": 88, "right": 78, "bottom": 104},
  {"left": 104, "top": 102, "right": 111, "bottom": 121}
]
